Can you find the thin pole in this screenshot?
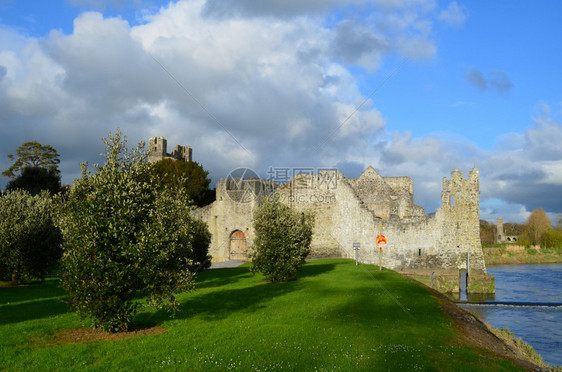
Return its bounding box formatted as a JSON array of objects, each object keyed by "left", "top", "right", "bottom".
[{"left": 379, "top": 222, "right": 383, "bottom": 271}]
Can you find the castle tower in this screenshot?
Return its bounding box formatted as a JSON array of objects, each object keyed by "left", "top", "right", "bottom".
[
  {"left": 148, "top": 136, "right": 192, "bottom": 163},
  {"left": 149, "top": 136, "right": 167, "bottom": 163},
  {"left": 439, "top": 168, "right": 482, "bottom": 269},
  {"left": 496, "top": 217, "right": 504, "bottom": 243},
  {"left": 171, "top": 144, "right": 193, "bottom": 162}
]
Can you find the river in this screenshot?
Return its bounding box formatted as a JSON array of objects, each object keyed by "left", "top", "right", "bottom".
[{"left": 459, "top": 263, "right": 562, "bottom": 367}]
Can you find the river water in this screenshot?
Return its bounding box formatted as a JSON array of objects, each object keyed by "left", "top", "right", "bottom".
[{"left": 459, "top": 263, "right": 562, "bottom": 367}]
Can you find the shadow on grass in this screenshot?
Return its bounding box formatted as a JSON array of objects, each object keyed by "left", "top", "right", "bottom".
[
  {"left": 195, "top": 266, "right": 254, "bottom": 290},
  {"left": 0, "top": 298, "right": 70, "bottom": 325},
  {"left": 134, "top": 262, "right": 337, "bottom": 327},
  {"left": 195, "top": 260, "right": 336, "bottom": 290},
  {"left": 0, "top": 278, "right": 66, "bottom": 305}
]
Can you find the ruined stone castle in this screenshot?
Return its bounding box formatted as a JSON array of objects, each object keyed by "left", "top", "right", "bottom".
[
  {"left": 496, "top": 217, "right": 518, "bottom": 243},
  {"left": 148, "top": 136, "right": 192, "bottom": 163},
  {"left": 152, "top": 137, "right": 492, "bottom": 292},
  {"left": 193, "top": 165, "right": 491, "bottom": 287}
]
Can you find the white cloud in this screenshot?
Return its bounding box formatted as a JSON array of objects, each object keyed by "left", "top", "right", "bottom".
[
  {"left": 438, "top": 1, "right": 467, "bottom": 26},
  {"left": 539, "top": 161, "right": 562, "bottom": 185},
  {"left": 1, "top": 0, "right": 561, "bottom": 224}
]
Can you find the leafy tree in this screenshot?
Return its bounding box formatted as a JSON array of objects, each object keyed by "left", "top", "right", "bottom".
[
  {"left": 6, "top": 166, "right": 62, "bottom": 195},
  {"left": 504, "top": 222, "right": 525, "bottom": 236},
  {"left": 0, "top": 190, "right": 62, "bottom": 284},
  {"left": 526, "top": 208, "right": 551, "bottom": 247},
  {"left": 517, "top": 231, "right": 531, "bottom": 247},
  {"left": 250, "top": 197, "right": 314, "bottom": 282},
  {"left": 151, "top": 158, "right": 214, "bottom": 207},
  {"left": 56, "top": 130, "right": 199, "bottom": 332},
  {"left": 3, "top": 141, "right": 60, "bottom": 179},
  {"left": 479, "top": 220, "right": 496, "bottom": 245},
  {"left": 543, "top": 229, "right": 562, "bottom": 249},
  {"left": 190, "top": 219, "right": 212, "bottom": 271}
]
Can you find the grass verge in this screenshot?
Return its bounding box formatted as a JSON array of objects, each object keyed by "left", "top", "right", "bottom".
[
  {"left": 0, "top": 259, "right": 530, "bottom": 371},
  {"left": 483, "top": 246, "right": 562, "bottom": 266}
]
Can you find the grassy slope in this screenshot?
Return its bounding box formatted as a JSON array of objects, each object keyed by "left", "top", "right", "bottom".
[{"left": 0, "top": 259, "right": 522, "bottom": 371}]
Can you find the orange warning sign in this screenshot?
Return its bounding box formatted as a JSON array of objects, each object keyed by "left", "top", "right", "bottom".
[{"left": 376, "top": 234, "right": 387, "bottom": 248}]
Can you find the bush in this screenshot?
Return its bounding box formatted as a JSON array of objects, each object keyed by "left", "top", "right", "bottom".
[
  {"left": 190, "top": 219, "right": 212, "bottom": 272},
  {"left": 250, "top": 197, "right": 314, "bottom": 282},
  {"left": 56, "top": 131, "right": 199, "bottom": 332},
  {"left": 517, "top": 231, "right": 531, "bottom": 247},
  {"left": 0, "top": 190, "right": 62, "bottom": 283},
  {"left": 543, "top": 229, "right": 562, "bottom": 249}
]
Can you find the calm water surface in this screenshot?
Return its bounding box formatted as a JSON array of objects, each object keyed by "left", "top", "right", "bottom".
[{"left": 460, "top": 263, "right": 562, "bottom": 367}]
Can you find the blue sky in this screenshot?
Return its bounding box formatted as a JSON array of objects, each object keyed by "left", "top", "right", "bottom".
[{"left": 1, "top": 0, "right": 561, "bottom": 224}]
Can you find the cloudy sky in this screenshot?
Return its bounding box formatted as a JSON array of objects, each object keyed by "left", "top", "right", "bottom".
[{"left": 1, "top": 0, "right": 561, "bottom": 223}]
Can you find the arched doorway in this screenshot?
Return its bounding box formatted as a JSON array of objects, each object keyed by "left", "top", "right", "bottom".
[{"left": 229, "top": 230, "right": 247, "bottom": 261}]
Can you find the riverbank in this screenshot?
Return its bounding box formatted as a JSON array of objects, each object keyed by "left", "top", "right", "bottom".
[
  {"left": 462, "top": 264, "right": 562, "bottom": 368},
  {"left": 483, "top": 246, "right": 562, "bottom": 266}
]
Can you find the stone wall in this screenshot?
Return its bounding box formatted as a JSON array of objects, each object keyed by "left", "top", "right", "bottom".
[
  {"left": 191, "top": 178, "right": 261, "bottom": 262},
  {"left": 193, "top": 166, "right": 491, "bottom": 290},
  {"left": 148, "top": 136, "right": 192, "bottom": 163}
]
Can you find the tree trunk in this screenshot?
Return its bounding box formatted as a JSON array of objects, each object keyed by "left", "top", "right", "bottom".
[{"left": 10, "top": 269, "right": 18, "bottom": 285}]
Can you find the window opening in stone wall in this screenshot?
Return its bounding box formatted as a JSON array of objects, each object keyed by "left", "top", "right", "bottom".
[
  {"left": 450, "top": 195, "right": 455, "bottom": 206},
  {"left": 418, "top": 248, "right": 421, "bottom": 256}
]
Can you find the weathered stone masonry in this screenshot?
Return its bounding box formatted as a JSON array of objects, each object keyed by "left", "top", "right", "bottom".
[
  {"left": 192, "top": 165, "right": 493, "bottom": 293},
  {"left": 148, "top": 136, "right": 192, "bottom": 163}
]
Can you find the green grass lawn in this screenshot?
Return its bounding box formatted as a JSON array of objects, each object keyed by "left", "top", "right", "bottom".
[{"left": 0, "top": 259, "right": 522, "bottom": 371}]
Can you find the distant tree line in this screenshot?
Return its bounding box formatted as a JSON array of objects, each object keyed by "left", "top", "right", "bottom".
[{"left": 480, "top": 208, "right": 562, "bottom": 248}]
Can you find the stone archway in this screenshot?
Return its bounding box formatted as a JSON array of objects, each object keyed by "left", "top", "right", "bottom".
[{"left": 229, "top": 230, "right": 247, "bottom": 261}]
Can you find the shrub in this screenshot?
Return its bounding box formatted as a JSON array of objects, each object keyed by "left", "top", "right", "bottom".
[
  {"left": 543, "top": 229, "right": 562, "bottom": 249},
  {"left": 0, "top": 190, "right": 62, "bottom": 283},
  {"left": 56, "top": 131, "right": 199, "bottom": 332},
  {"left": 250, "top": 197, "right": 314, "bottom": 282},
  {"left": 517, "top": 231, "right": 531, "bottom": 247},
  {"left": 190, "top": 219, "right": 212, "bottom": 272}
]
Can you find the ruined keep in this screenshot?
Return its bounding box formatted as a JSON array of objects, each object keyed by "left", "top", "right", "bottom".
[
  {"left": 148, "top": 136, "right": 192, "bottom": 163},
  {"left": 193, "top": 166, "right": 494, "bottom": 293},
  {"left": 496, "top": 217, "right": 518, "bottom": 243}
]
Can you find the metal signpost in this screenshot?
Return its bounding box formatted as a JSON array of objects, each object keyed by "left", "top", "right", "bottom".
[{"left": 353, "top": 242, "right": 360, "bottom": 265}]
